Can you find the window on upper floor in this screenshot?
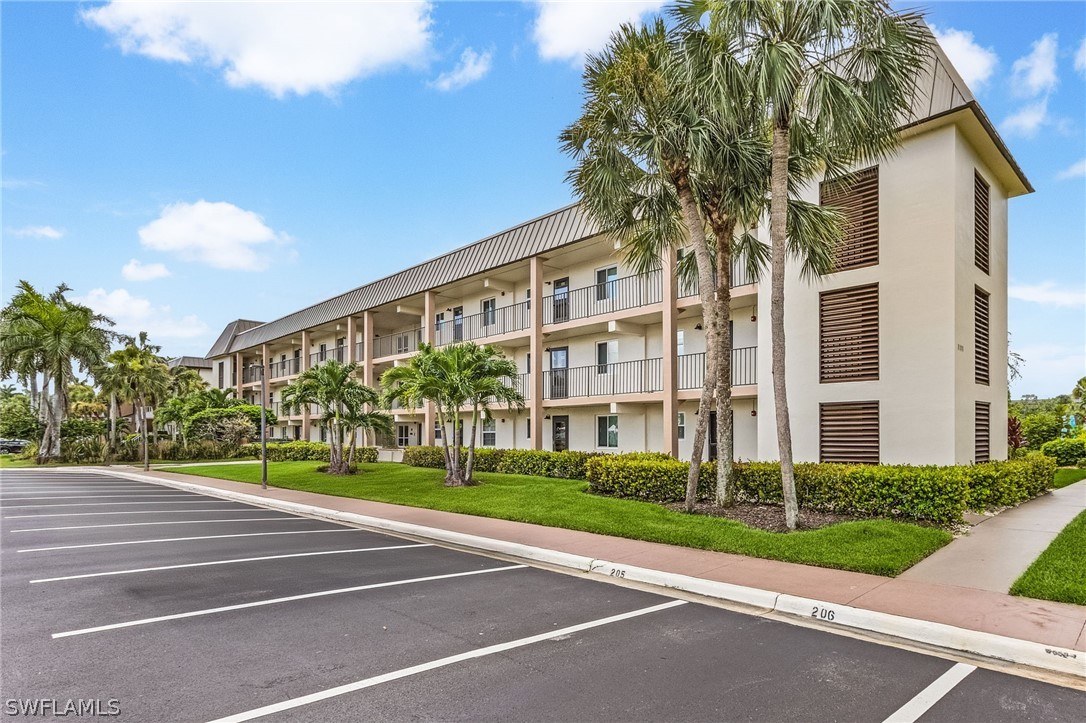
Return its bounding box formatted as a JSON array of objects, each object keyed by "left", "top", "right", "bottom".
[
  {"left": 819, "top": 284, "right": 879, "bottom": 383},
  {"left": 482, "top": 298, "right": 496, "bottom": 326},
  {"left": 820, "top": 166, "right": 879, "bottom": 272},
  {"left": 595, "top": 266, "right": 618, "bottom": 301},
  {"left": 677, "top": 330, "right": 685, "bottom": 357},
  {"left": 596, "top": 340, "right": 618, "bottom": 374}
]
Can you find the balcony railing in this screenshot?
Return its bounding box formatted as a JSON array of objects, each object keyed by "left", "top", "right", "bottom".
[
  {"left": 678, "top": 258, "right": 756, "bottom": 298},
  {"left": 271, "top": 402, "right": 320, "bottom": 417},
  {"left": 543, "top": 270, "right": 662, "bottom": 325},
  {"left": 373, "top": 328, "right": 423, "bottom": 359},
  {"left": 269, "top": 358, "right": 301, "bottom": 379},
  {"left": 677, "top": 347, "right": 757, "bottom": 389},
  {"left": 309, "top": 346, "right": 348, "bottom": 368},
  {"left": 241, "top": 366, "right": 261, "bottom": 384},
  {"left": 543, "top": 358, "right": 662, "bottom": 400},
  {"left": 355, "top": 341, "right": 365, "bottom": 361},
  {"left": 434, "top": 301, "right": 530, "bottom": 346}
]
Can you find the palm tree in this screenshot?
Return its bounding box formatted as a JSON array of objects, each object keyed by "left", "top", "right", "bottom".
[
  {"left": 282, "top": 360, "right": 388, "bottom": 475},
  {"left": 382, "top": 343, "right": 521, "bottom": 486},
  {"left": 1069, "top": 377, "right": 1086, "bottom": 426},
  {"left": 338, "top": 393, "right": 394, "bottom": 467},
  {"left": 684, "top": 0, "right": 928, "bottom": 529},
  {"left": 561, "top": 20, "right": 726, "bottom": 510},
  {"left": 168, "top": 364, "right": 208, "bottom": 399},
  {"left": 107, "top": 339, "right": 171, "bottom": 470},
  {"left": 0, "top": 282, "right": 114, "bottom": 461}
]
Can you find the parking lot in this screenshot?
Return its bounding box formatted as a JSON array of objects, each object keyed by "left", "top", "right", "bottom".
[{"left": 1, "top": 469, "right": 1082, "bottom": 722}]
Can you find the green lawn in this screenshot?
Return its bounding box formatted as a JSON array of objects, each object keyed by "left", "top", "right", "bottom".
[
  {"left": 164, "top": 461, "right": 951, "bottom": 577},
  {"left": 1051, "top": 468, "right": 1086, "bottom": 489},
  {"left": 1010, "top": 510, "right": 1086, "bottom": 606}
]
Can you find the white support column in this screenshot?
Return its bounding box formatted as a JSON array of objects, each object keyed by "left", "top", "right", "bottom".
[
  {"left": 301, "top": 329, "right": 311, "bottom": 439},
  {"left": 529, "top": 256, "right": 544, "bottom": 449},
  {"left": 346, "top": 316, "right": 358, "bottom": 364},
  {"left": 422, "top": 291, "right": 436, "bottom": 446}
]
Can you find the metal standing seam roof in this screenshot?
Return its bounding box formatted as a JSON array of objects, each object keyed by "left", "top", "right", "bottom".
[
  {"left": 222, "top": 203, "right": 602, "bottom": 355},
  {"left": 215, "top": 28, "right": 1029, "bottom": 359},
  {"left": 167, "top": 356, "right": 213, "bottom": 369}
]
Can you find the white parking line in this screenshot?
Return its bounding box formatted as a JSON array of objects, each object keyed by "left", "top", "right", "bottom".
[
  {"left": 5, "top": 509, "right": 266, "bottom": 519},
  {"left": 882, "top": 663, "right": 976, "bottom": 723},
  {"left": 10, "top": 517, "right": 304, "bottom": 532},
  {"left": 1, "top": 501, "right": 243, "bottom": 509},
  {"left": 31, "top": 544, "right": 432, "bottom": 583},
  {"left": 19, "top": 528, "right": 356, "bottom": 552},
  {"left": 208, "top": 599, "right": 687, "bottom": 722},
  {"left": 52, "top": 565, "right": 527, "bottom": 638},
  {"left": 0, "top": 494, "right": 197, "bottom": 502}
]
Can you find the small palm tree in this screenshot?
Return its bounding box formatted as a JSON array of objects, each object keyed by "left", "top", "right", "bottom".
[
  {"left": 168, "top": 365, "right": 208, "bottom": 399},
  {"left": 107, "top": 339, "right": 171, "bottom": 470},
  {"left": 282, "top": 360, "right": 389, "bottom": 474},
  {"left": 460, "top": 344, "right": 523, "bottom": 482}
]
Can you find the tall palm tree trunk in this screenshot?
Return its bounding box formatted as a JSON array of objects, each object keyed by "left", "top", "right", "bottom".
[
  {"left": 464, "top": 407, "right": 479, "bottom": 485},
  {"left": 708, "top": 212, "right": 736, "bottom": 506},
  {"left": 673, "top": 168, "right": 719, "bottom": 511},
  {"left": 140, "top": 395, "right": 150, "bottom": 471},
  {"left": 770, "top": 123, "right": 799, "bottom": 530}
]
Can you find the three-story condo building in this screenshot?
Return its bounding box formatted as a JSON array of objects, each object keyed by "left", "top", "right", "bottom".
[{"left": 204, "top": 38, "right": 1031, "bottom": 466}]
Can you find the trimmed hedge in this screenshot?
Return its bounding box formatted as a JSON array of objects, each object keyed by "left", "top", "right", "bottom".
[
  {"left": 400, "top": 446, "right": 606, "bottom": 480},
  {"left": 237, "top": 441, "right": 377, "bottom": 463},
  {"left": 1040, "top": 437, "right": 1086, "bottom": 467},
  {"left": 585, "top": 454, "right": 1057, "bottom": 525}
]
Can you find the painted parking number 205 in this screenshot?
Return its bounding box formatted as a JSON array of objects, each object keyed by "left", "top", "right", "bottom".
[
  {"left": 811, "top": 606, "right": 836, "bottom": 622},
  {"left": 609, "top": 568, "right": 626, "bottom": 578}
]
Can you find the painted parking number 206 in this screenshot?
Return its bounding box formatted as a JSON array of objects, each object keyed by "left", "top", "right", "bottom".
[{"left": 811, "top": 606, "right": 836, "bottom": 622}]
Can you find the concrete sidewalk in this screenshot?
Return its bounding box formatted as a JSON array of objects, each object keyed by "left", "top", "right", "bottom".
[
  {"left": 902, "top": 481, "right": 1086, "bottom": 592},
  {"left": 109, "top": 467, "right": 1086, "bottom": 662}
]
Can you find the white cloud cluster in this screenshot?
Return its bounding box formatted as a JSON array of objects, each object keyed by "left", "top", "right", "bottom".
[
  {"left": 532, "top": 1, "right": 666, "bottom": 65},
  {"left": 1009, "top": 280, "right": 1085, "bottom": 308},
  {"left": 1076, "top": 37, "right": 1086, "bottom": 77},
  {"left": 81, "top": 1, "right": 433, "bottom": 97},
  {"left": 75, "top": 288, "right": 209, "bottom": 339},
  {"left": 122, "top": 259, "right": 171, "bottom": 282},
  {"left": 1011, "top": 343, "right": 1086, "bottom": 397},
  {"left": 430, "top": 48, "right": 492, "bottom": 92},
  {"left": 1056, "top": 158, "right": 1086, "bottom": 180},
  {"left": 1002, "top": 33, "right": 1062, "bottom": 137},
  {"left": 138, "top": 200, "right": 289, "bottom": 272},
  {"left": 930, "top": 25, "right": 998, "bottom": 91},
  {"left": 8, "top": 225, "right": 64, "bottom": 239}
]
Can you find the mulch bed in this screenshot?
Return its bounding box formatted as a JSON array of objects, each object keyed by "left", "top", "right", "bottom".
[{"left": 662, "top": 501, "right": 862, "bottom": 532}]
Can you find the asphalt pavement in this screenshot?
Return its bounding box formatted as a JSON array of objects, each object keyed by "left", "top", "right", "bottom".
[{"left": 1, "top": 469, "right": 1082, "bottom": 722}]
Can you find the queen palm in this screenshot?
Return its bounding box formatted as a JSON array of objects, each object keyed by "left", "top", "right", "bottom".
[
  {"left": 107, "top": 339, "right": 171, "bottom": 470},
  {"left": 460, "top": 344, "right": 523, "bottom": 483},
  {"left": 168, "top": 365, "right": 208, "bottom": 399},
  {"left": 282, "top": 360, "right": 388, "bottom": 475},
  {"left": 0, "top": 282, "right": 114, "bottom": 461},
  {"left": 680, "top": 0, "right": 928, "bottom": 528}
]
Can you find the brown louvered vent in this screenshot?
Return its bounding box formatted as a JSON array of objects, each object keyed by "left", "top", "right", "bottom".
[
  {"left": 975, "top": 287, "right": 990, "bottom": 385},
  {"left": 820, "top": 401, "right": 880, "bottom": 464},
  {"left": 821, "top": 166, "right": 879, "bottom": 272},
  {"left": 974, "top": 171, "right": 990, "bottom": 274},
  {"left": 820, "top": 284, "right": 879, "bottom": 383},
  {"left": 975, "top": 402, "right": 991, "bottom": 463}
]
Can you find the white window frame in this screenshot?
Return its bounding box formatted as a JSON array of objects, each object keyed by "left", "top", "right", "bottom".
[
  {"left": 677, "top": 412, "right": 686, "bottom": 440},
  {"left": 596, "top": 414, "right": 619, "bottom": 449},
  {"left": 676, "top": 330, "right": 685, "bottom": 357},
  {"left": 595, "top": 265, "right": 619, "bottom": 301},
  {"left": 481, "top": 297, "right": 497, "bottom": 327},
  {"left": 482, "top": 417, "right": 497, "bottom": 447},
  {"left": 596, "top": 340, "right": 618, "bottom": 374}
]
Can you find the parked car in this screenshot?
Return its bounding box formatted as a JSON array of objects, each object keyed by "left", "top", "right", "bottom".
[{"left": 0, "top": 439, "right": 32, "bottom": 454}]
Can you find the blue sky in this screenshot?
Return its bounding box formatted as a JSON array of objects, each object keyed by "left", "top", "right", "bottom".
[{"left": 2, "top": 1, "right": 1083, "bottom": 397}]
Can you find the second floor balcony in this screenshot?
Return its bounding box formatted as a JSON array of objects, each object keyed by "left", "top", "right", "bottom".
[
  {"left": 269, "top": 357, "right": 301, "bottom": 379},
  {"left": 434, "top": 301, "right": 530, "bottom": 346},
  {"left": 373, "top": 328, "right": 423, "bottom": 359},
  {"left": 543, "top": 270, "right": 662, "bottom": 325},
  {"left": 677, "top": 347, "right": 757, "bottom": 389},
  {"left": 544, "top": 358, "right": 663, "bottom": 400}
]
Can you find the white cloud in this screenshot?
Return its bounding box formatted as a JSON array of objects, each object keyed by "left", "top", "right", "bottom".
[
  {"left": 429, "top": 47, "right": 492, "bottom": 92},
  {"left": 1009, "top": 281, "right": 1086, "bottom": 308},
  {"left": 81, "top": 1, "right": 433, "bottom": 98},
  {"left": 1009, "top": 33, "right": 1059, "bottom": 98},
  {"left": 121, "top": 259, "right": 171, "bottom": 282},
  {"left": 74, "top": 288, "right": 209, "bottom": 339},
  {"left": 2, "top": 178, "right": 45, "bottom": 190},
  {"left": 138, "top": 200, "right": 289, "bottom": 272},
  {"left": 930, "top": 24, "right": 998, "bottom": 91},
  {"left": 1057, "top": 158, "right": 1086, "bottom": 180},
  {"left": 1075, "top": 37, "right": 1086, "bottom": 77},
  {"left": 1011, "top": 343, "right": 1086, "bottom": 397},
  {"left": 8, "top": 225, "right": 64, "bottom": 239},
  {"left": 1001, "top": 97, "right": 1050, "bottom": 137},
  {"left": 532, "top": 1, "right": 667, "bottom": 64}
]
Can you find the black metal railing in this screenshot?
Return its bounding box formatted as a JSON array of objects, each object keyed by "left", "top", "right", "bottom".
[
  {"left": 678, "top": 258, "right": 755, "bottom": 298},
  {"left": 434, "top": 301, "right": 530, "bottom": 346},
  {"left": 373, "top": 328, "right": 423, "bottom": 358},
  {"left": 269, "top": 357, "right": 301, "bottom": 379},
  {"left": 355, "top": 341, "right": 365, "bottom": 361},
  {"left": 677, "top": 347, "right": 757, "bottom": 389},
  {"left": 543, "top": 358, "right": 662, "bottom": 400},
  {"left": 241, "top": 366, "right": 261, "bottom": 384},
  {"left": 543, "top": 270, "right": 662, "bottom": 325}
]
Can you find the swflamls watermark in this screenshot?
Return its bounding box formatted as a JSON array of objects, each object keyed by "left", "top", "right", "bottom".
[{"left": 3, "top": 699, "right": 120, "bottom": 717}]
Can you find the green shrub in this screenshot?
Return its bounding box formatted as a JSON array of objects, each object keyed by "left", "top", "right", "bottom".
[
  {"left": 1040, "top": 437, "right": 1086, "bottom": 467},
  {"left": 60, "top": 418, "right": 108, "bottom": 439},
  {"left": 238, "top": 440, "right": 333, "bottom": 462},
  {"left": 355, "top": 446, "right": 378, "bottom": 463},
  {"left": 401, "top": 446, "right": 605, "bottom": 480},
  {"left": 186, "top": 405, "right": 277, "bottom": 442},
  {"left": 1021, "top": 413, "right": 1063, "bottom": 450},
  {"left": 401, "top": 445, "right": 446, "bottom": 468},
  {"left": 471, "top": 448, "right": 507, "bottom": 472}
]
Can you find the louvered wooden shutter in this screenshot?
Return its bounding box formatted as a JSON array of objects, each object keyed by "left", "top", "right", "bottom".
[
  {"left": 820, "top": 401, "right": 879, "bottom": 464},
  {"left": 821, "top": 167, "right": 879, "bottom": 272},
  {"left": 820, "top": 284, "right": 879, "bottom": 383},
  {"left": 975, "top": 402, "right": 991, "bottom": 463},
  {"left": 974, "top": 171, "right": 990, "bottom": 274},
  {"left": 975, "top": 287, "right": 990, "bottom": 385}
]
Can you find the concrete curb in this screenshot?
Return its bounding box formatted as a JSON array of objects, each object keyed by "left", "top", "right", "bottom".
[{"left": 84, "top": 468, "right": 1085, "bottom": 679}]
